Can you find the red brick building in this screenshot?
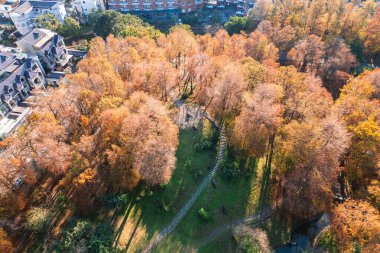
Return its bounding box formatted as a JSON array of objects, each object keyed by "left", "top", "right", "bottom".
[{"left": 108, "top": 0, "right": 202, "bottom": 14}]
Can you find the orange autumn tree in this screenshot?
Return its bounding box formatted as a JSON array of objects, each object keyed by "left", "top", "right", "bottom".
[
  {"left": 331, "top": 199, "right": 380, "bottom": 252},
  {"left": 334, "top": 71, "right": 380, "bottom": 190},
  {"left": 0, "top": 228, "right": 14, "bottom": 253},
  {"left": 72, "top": 168, "right": 100, "bottom": 214}
]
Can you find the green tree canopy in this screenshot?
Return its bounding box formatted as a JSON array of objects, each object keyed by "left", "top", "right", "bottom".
[
  {"left": 35, "top": 14, "right": 61, "bottom": 31},
  {"left": 224, "top": 16, "right": 247, "bottom": 35},
  {"left": 59, "top": 17, "right": 81, "bottom": 38},
  {"left": 89, "top": 10, "right": 161, "bottom": 39}
]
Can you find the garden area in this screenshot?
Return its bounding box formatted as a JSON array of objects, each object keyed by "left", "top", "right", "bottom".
[
  {"left": 105, "top": 120, "right": 289, "bottom": 252},
  {"left": 14, "top": 112, "right": 289, "bottom": 253}
]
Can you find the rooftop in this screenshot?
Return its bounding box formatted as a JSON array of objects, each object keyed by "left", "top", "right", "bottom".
[
  {"left": 21, "top": 0, "right": 59, "bottom": 8},
  {"left": 13, "top": 1, "right": 32, "bottom": 15},
  {"left": 17, "top": 28, "right": 54, "bottom": 48}
]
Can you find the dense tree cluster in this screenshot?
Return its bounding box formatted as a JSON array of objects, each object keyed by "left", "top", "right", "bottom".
[
  {"left": 225, "top": 0, "right": 380, "bottom": 98},
  {"left": 331, "top": 200, "right": 380, "bottom": 252},
  {"left": 0, "top": 3, "right": 378, "bottom": 250},
  {"left": 35, "top": 14, "right": 81, "bottom": 37},
  {"left": 0, "top": 36, "right": 180, "bottom": 217},
  {"left": 89, "top": 10, "right": 162, "bottom": 39}
]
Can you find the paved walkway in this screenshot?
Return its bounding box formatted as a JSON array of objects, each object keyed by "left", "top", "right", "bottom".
[{"left": 142, "top": 115, "right": 226, "bottom": 253}]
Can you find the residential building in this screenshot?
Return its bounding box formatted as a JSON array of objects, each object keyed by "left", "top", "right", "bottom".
[
  {"left": 74, "top": 0, "right": 105, "bottom": 16},
  {"left": 9, "top": 0, "right": 66, "bottom": 35},
  {"left": 108, "top": 0, "right": 200, "bottom": 14},
  {"left": 16, "top": 28, "right": 72, "bottom": 72},
  {"left": 0, "top": 0, "right": 19, "bottom": 18},
  {"left": 0, "top": 45, "right": 45, "bottom": 121}
]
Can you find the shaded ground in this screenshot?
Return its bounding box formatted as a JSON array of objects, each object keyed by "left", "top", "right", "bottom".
[{"left": 112, "top": 127, "right": 217, "bottom": 252}]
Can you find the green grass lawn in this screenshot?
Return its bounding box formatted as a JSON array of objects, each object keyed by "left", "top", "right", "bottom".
[
  {"left": 123, "top": 126, "right": 217, "bottom": 251},
  {"left": 109, "top": 124, "right": 289, "bottom": 252},
  {"left": 151, "top": 146, "right": 259, "bottom": 252}
]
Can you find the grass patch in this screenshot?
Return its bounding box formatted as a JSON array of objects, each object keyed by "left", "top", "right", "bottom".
[
  {"left": 113, "top": 126, "right": 217, "bottom": 251},
  {"left": 153, "top": 155, "right": 258, "bottom": 252}
]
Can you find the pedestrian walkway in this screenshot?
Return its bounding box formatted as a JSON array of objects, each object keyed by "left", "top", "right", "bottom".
[{"left": 142, "top": 116, "right": 226, "bottom": 253}]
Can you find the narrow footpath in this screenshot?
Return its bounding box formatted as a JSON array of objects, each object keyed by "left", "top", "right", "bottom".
[{"left": 142, "top": 115, "right": 226, "bottom": 253}]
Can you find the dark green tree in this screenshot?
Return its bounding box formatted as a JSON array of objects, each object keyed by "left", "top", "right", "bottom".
[
  {"left": 224, "top": 16, "right": 247, "bottom": 35},
  {"left": 35, "top": 14, "right": 61, "bottom": 31},
  {"left": 59, "top": 18, "right": 81, "bottom": 38}
]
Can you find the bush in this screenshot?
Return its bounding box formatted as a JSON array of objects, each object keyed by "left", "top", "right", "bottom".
[
  {"left": 233, "top": 226, "right": 271, "bottom": 253},
  {"left": 105, "top": 193, "right": 129, "bottom": 209},
  {"left": 59, "top": 219, "right": 117, "bottom": 252},
  {"left": 26, "top": 207, "right": 53, "bottom": 234},
  {"left": 221, "top": 160, "right": 241, "bottom": 180},
  {"left": 198, "top": 208, "right": 211, "bottom": 222},
  {"left": 194, "top": 137, "right": 213, "bottom": 152},
  {"left": 55, "top": 192, "right": 67, "bottom": 212}
]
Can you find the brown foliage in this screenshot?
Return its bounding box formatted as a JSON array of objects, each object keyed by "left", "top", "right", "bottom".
[
  {"left": 0, "top": 228, "right": 14, "bottom": 253},
  {"left": 233, "top": 83, "right": 284, "bottom": 157},
  {"left": 72, "top": 168, "right": 101, "bottom": 214},
  {"left": 331, "top": 200, "right": 380, "bottom": 252}
]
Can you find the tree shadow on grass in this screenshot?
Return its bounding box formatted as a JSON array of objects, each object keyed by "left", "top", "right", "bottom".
[
  {"left": 113, "top": 195, "right": 137, "bottom": 247},
  {"left": 122, "top": 214, "right": 143, "bottom": 253}
]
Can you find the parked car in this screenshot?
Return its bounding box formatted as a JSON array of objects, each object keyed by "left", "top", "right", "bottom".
[
  {"left": 206, "top": 5, "right": 214, "bottom": 9},
  {"left": 217, "top": 5, "right": 225, "bottom": 9},
  {"left": 235, "top": 10, "right": 244, "bottom": 16}
]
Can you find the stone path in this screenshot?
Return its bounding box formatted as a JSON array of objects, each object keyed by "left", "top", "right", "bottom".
[{"left": 142, "top": 116, "right": 226, "bottom": 253}]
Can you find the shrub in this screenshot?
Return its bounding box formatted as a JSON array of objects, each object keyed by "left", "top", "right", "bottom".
[
  {"left": 59, "top": 219, "right": 117, "bottom": 252},
  {"left": 233, "top": 226, "right": 271, "bottom": 253},
  {"left": 55, "top": 192, "right": 67, "bottom": 212},
  {"left": 194, "top": 138, "right": 213, "bottom": 152},
  {"left": 26, "top": 207, "right": 53, "bottom": 234},
  {"left": 198, "top": 208, "right": 211, "bottom": 222},
  {"left": 59, "top": 220, "right": 92, "bottom": 251},
  {"left": 105, "top": 193, "right": 129, "bottom": 209},
  {"left": 221, "top": 160, "right": 241, "bottom": 180}
]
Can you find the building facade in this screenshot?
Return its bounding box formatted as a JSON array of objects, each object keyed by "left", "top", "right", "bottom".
[
  {"left": 9, "top": 0, "right": 66, "bottom": 35},
  {"left": 108, "top": 0, "right": 201, "bottom": 14},
  {"left": 0, "top": 46, "right": 46, "bottom": 119},
  {"left": 74, "top": 0, "right": 105, "bottom": 16},
  {"left": 0, "top": 0, "right": 19, "bottom": 18},
  {"left": 16, "top": 28, "right": 72, "bottom": 71}
]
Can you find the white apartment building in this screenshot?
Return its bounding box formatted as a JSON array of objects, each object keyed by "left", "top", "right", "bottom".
[
  {"left": 74, "top": 0, "right": 104, "bottom": 16},
  {"left": 0, "top": 0, "right": 19, "bottom": 18},
  {"left": 16, "top": 28, "right": 72, "bottom": 71},
  {"left": 9, "top": 1, "right": 66, "bottom": 35}
]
